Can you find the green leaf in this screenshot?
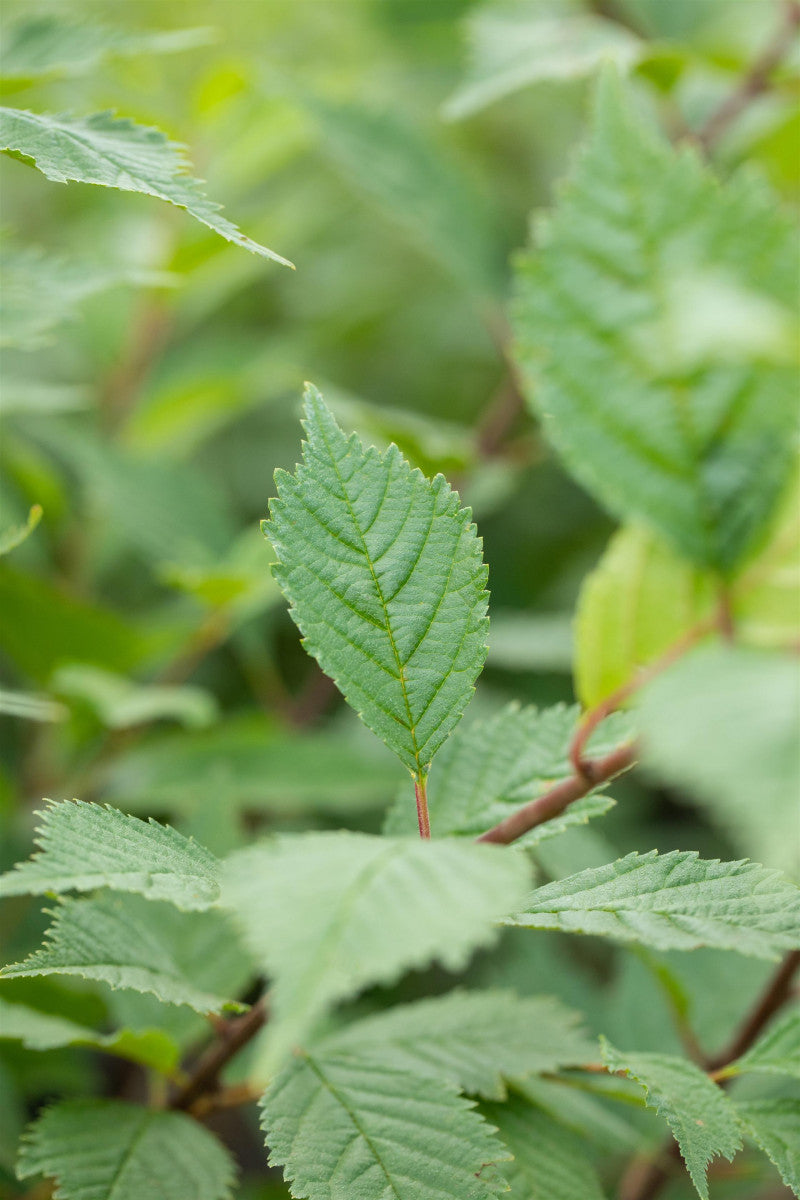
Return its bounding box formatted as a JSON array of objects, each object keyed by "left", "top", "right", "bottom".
[
  {"left": 261, "top": 1052, "right": 509, "bottom": 1200},
  {"left": 601, "top": 1042, "right": 742, "bottom": 1200},
  {"left": 513, "top": 68, "right": 799, "bottom": 571},
  {"left": 0, "top": 687, "right": 66, "bottom": 722},
  {"left": 53, "top": 665, "right": 218, "bottom": 730},
  {"left": 732, "top": 462, "right": 800, "bottom": 649},
  {"left": 385, "top": 701, "right": 628, "bottom": 840},
  {"left": 0, "top": 894, "right": 243, "bottom": 1014},
  {"left": 0, "top": 108, "right": 293, "bottom": 267},
  {"left": 734, "top": 1098, "right": 800, "bottom": 1193},
  {"left": 266, "top": 385, "right": 489, "bottom": 777},
  {"left": 0, "top": 997, "right": 179, "bottom": 1074},
  {"left": 444, "top": 9, "right": 641, "bottom": 120},
  {"left": 0, "top": 799, "right": 220, "bottom": 910},
  {"left": 481, "top": 1093, "right": 607, "bottom": 1200},
  {"left": 17, "top": 1099, "right": 236, "bottom": 1200},
  {"left": 727, "top": 1010, "right": 800, "bottom": 1081},
  {"left": 0, "top": 503, "right": 41, "bottom": 556},
  {"left": 507, "top": 850, "right": 800, "bottom": 958},
  {"left": 221, "top": 832, "right": 531, "bottom": 1071},
  {"left": 324, "top": 990, "right": 597, "bottom": 1100},
  {"left": 637, "top": 646, "right": 800, "bottom": 876},
  {"left": 487, "top": 611, "right": 574, "bottom": 674}
]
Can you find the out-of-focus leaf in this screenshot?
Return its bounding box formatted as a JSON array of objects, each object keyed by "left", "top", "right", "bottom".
[
  {"left": 508, "top": 850, "right": 800, "bottom": 958},
  {"left": 0, "top": 108, "right": 293, "bottom": 266},
  {"left": 221, "top": 832, "right": 531, "bottom": 1071},
  {"left": 0, "top": 687, "right": 66, "bottom": 722},
  {"left": 726, "top": 1010, "right": 800, "bottom": 1081},
  {"left": 17, "top": 1100, "right": 236, "bottom": 1200},
  {"left": 160, "top": 524, "right": 279, "bottom": 619},
  {"left": 513, "top": 69, "right": 799, "bottom": 571},
  {"left": 637, "top": 646, "right": 800, "bottom": 876},
  {"left": 53, "top": 665, "right": 218, "bottom": 729},
  {"left": 602, "top": 1042, "right": 741, "bottom": 1199},
  {"left": 732, "top": 464, "right": 800, "bottom": 649},
  {"left": 0, "top": 997, "right": 179, "bottom": 1074},
  {"left": 734, "top": 1098, "right": 800, "bottom": 1192},
  {"left": 444, "top": 8, "right": 641, "bottom": 120},
  {"left": 0, "top": 894, "right": 245, "bottom": 1014},
  {"left": 0, "top": 798, "right": 221, "bottom": 910},
  {"left": 0, "top": 503, "right": 41, "bottom": 556},
  {"left": 0, "top": 378, "right": 90, "bottom": 414},
  {"left": 487, "top": 611, "right": 574, "bottom": 673}
]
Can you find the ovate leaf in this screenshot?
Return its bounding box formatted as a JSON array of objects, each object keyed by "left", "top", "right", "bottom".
[
  {"left": 507, "top": 850, "right": 800, "bottom": 958},
  {"left": 385, "top": 701, "right": 629, "bottom": 840},
  {"left": 17, "top": 1100, "right": 236, "bottom": 1200},
  {"left": 221, "top": 832, "right": 531, "bottom": 1069},
  {"left": 481, "top": 1093, "right": 607, "bottom": 1200},
  {"left": 0, "top": 894, "right": 242, "bottom": 1014},
  {"left": 734, "top": 1098, "right": 800, "bottom": 1193},
  {"left": 0, "top": 108, "right": 292, "bottom": 267},
  {"left": 513, "top": 69, "right": 798, "bottom": 571},
  {"left": 601, "top": 1043, "right": 741, "bottom": 1199},
  {"left": 325, "top": 990, "right": 597, "bottom": 1100},
  {"left": 0, "top": 997, "right": 179, "bottom": 1074},
  {"left": 0, "top": 799, "right": 220, "bottom": 910},
  {"left": 266, "top": 386, "right": 489, "bottom": 777},
  {"left": 261, "top": 1053, "right": 509, "bottom": 1200},
  {"left": 727, "top": 1010, "right": 800, "bottom": 1080}
]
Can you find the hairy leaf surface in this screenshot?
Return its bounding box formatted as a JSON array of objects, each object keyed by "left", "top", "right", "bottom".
[
  {"left": 0, "top": 799, "right": 220, "bottom": 910},
  {"left": 482, "top": 1094, "right": 607, "bottom": 1200},
  {"left": 507, "top": 850, "right": 800, "bottom": 958},
  {"left": 261, "top": 1053, "right": 508, "bottom": 1200},
  {"left": 267, "top": 386, "right": 489, "bottom": 775},
  {"left": 513, "top": 69, "right": 798, "bottom": 571},
  {"left": 17, "top": 1099, "right": 236, "bottom": 1200},
  {"left": 602, "top": 1043, "right": 741, "bottom": 1199},
  {"left": 0, "top": 108, "right": 292, "bottom": 266},
  {"left": 221, "top": 833, "right": 530, "bottom": 1069}
]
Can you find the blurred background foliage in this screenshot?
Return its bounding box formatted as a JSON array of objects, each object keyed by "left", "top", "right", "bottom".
[{"left": 0, "top": 1, "right": 798, "bottom": 1196}]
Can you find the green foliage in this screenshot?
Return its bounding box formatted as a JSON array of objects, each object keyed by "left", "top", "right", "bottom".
[
  {"left": 221, "top": 833, "right": 531, "bottom": 1069},
  {"left": 734, "top": 1099, "right": 800, "bottom": 1193},
  {"left": 0, "top": 502, "right": 41, "bottom": 556},
  {"left": 513, "top": 68, "right": 798, "bottom": 572},
  {"left": 508, "top": 850, "right": 800, "bottom": 957},
  {"left": 266, "top": 386, "right": 489, "bottom": 777},
  {"left": 17, "top": 1100, "right": 236, "bottom": 1200},
  {"left": 0, "top": 799, "right": 221, "bottom": 909},
  {"left": 481, "top": 1094, "right": 606, "bottom": 1200},
  {"left": 602, "top": 1042, "right": 742, "bottom": 1199},
  {"left": 728, "top": 1010, "right": 800, "bottom": 1080}
]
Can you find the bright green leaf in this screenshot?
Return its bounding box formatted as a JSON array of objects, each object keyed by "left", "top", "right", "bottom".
[
  {"left": 0, "top": 687, "right": 66, "bottom": 722},
  {"left": 0, "top": 502, "right": 41, "bottom": 556},
  {"left": 513, "top": 68, "right": 799, "bottom": 571},
  {"left": 261, "top": 1053, "right": 508, "bottom": 1200},
  {"left": 602, "top": 1042, "right": 741, "bottom": 1199},
  {"left": 17, "top": 1099, "right": 236, "bottom": 1200},
  {"left": 0, "top": 799, "right": 220, "bottom": 910},
  {"left": 735, "top": 1098, "right": 800, "bottom": 1193},
  {"left": 266, "top": 385, "right": 489, "bottom": 777},
  {"left": 0, "top": 107, "right": 293, "bottom": 267},
  {"left": 507, "top": 850, "right": 800, "bottom": 958},
  {"left": 0, "top": 894, "right": 243, "bottom": 1014},
  {"left": 221, "top": 832, "right": 531, "bottom": 1071},
  {"left": 728, "top": 1010, "right": 800, "bottom": 1080}
]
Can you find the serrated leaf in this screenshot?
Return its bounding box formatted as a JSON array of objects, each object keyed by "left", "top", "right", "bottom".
[
  {"left": 482, "top": 1093, "right": 607, "bottom": 1200},
  {"left": 602, "top": 1042, "right": 742, "bottom": 1199},
  {"left": 0, "top": 108, "right": 293, "bottom": 267},
  {"left": 0, "top": 893, "right": 242, "bottom": 1014},
  {"left": 507, "top": 850, "right": 800, "bottom": 958},
  {"left": 384, "top": 701, "right": 628, "bottom": 840},
  {"left": 637, "top": 646, "right": 800, "bottom": 876},
  {"left": 0, "top": 799, "right": 220, "bottom": 910},
  {"left": 735, "top": 1098, "right": 800, "bottom": 1193},
  {"left": 324, "top": 990, "right": 597, "bottom": 1100},
  {"left": 0, "top": 997, "right": 179, "bottom": 1074},
  {"left": 513, "top": 68, "right": 799, "bottom": 571},
  {"left": 444, "top": 9, "right": 641, "bottom": 120},
  {"left": 728, "top": 1010, "right": 800, "bottom": 1080},
  {"left": 221, "top": 832, "right": 531, "bottom": 1071},
  {"left": 261, "top": 1052, "right": 509, "bottom": 1200},
  {"left": 266, "top": 385, "right": 489, "bottom": 776},
  {"left": 17, "top": 1099, "right": 236, "bottom": 1200}
]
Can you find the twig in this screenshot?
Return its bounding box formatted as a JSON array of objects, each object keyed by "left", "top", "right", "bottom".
[
  {"left": 695, "top": 0, "right": 800, "bottom": 153},
  {"left": 619, "top": 951, "right": 800, "bottom": 1200},
  {"left": 169, "top": 997, "right": 268, "bottom": 1113},
  {"left": 477, "top": 740, "right": 635, "bottom": 845}
]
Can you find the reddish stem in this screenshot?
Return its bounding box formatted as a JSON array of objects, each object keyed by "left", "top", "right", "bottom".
[{"left": 415, "top": 775, "right": 431, "bottom": 839}]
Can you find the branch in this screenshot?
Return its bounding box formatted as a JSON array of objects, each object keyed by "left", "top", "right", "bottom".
[
  {"left": 619, "top": 951, "right": 800, "bottom": 1200},
  {"left": 169, "top": 997, "right": 268, "bottom": 1114},
  {"left": 696, "top": 0, "right": 800, "bottom": 153}
]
